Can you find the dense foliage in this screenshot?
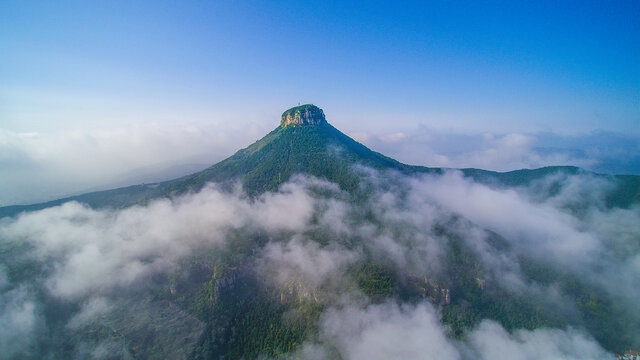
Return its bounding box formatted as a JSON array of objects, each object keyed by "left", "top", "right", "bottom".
[{"left": 1, "top": 120, "right": 638, "bottom": 358}]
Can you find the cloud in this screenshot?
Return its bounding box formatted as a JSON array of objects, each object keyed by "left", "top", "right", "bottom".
[
  {"left": 406, "top": 171, "right": 602, "bottom": 264},
  {"left": 403, "top": 170, "right": 640, "bottom": 313},
  {"left": 0, "top": 168, "right": 637, "bottom": 356},
  {"left": 0, "top": 286, "right": 40, "bottom": 358},
  {"left": 466, "top": 320, "right": 611, "bottom": 360},
  {"left": 296, "top": 301, "right": 610, "bottom": 360},
  {"left": 3, "top": 123, "right": 636, "bottom": 207},
  {"left": 351, "top": 128, "right": 639, "bottom": 174},
  {"left": 318, "top": 302, "right": 459, "bottom": 360},
  {"left": 0, "top": 180, "right": 317, "bottom": 299},
  {"left": 0, "top": 123, "right": 269, "bottom": 206},
  {"left": 67, "top": 297, "right": 113, "bottom": 330},
  {"left": 259, "top": 237, "right": 360, "bottom": 290}
]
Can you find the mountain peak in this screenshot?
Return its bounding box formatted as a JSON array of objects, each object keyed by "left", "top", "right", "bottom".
[{"left": 281, "top": 104, "right": 326, "bottom": 127}]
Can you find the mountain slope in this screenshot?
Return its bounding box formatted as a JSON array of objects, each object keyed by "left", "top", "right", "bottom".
[
  {"left": 161, "top": 119, "right": 411, "bottom": 196},
  {"left": 1, "top": 104, "right": 638, "bottom": 217},
  {"left": 2, "top": 105, "right": 639, "bottom": 358}
]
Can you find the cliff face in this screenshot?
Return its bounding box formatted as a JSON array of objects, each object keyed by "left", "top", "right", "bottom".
[{"left": 280, "top": 104, "right": 326, "bottom": 127}]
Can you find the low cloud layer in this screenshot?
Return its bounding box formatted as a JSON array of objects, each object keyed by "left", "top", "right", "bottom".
[
  {"left": 2, "top": 124, "right": 637, "bottom": 206},
  {"left": 0, "top": 123, "right": 269, "bottom": 205},
  {"left": 297, "top": 301, "right": 610, "bottom": 360},
  {"left": 0, "top": 180, "right": 316, "bottom": 299},
  {"left": 351, "top": 128, "right": 639, "bottom": 175},
  {"left": 0, "top": 285, "right": 40, "bottom": 359},
  {"left": 0, "top": 168, "right": 637, "bottom": 358},
  {"left": 260, "top": 237, "right": 360, "bottom": 290}
]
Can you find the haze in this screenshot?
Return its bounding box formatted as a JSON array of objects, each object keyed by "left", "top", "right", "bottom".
[
  {"left": 1, "top": 1, "right": 638, "bottom": 205},
  {"left": 1, "top": 3, "right": 639, "bottom": 356}
]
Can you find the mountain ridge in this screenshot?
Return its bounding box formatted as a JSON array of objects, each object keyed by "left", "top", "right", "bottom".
[
  {"left": 2, "top": 105, "right": 639, "bottom": 357},
  {"left": 1, "top": 105, "right": 638, "bottom": 218}
]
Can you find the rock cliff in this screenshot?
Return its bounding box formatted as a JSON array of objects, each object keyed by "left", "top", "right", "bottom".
[{"left": 280, "top": 104, "right": 326, "bottom": 127}]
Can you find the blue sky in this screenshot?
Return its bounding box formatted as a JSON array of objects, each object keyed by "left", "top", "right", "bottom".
[
  {"left": 2, "top": 0, "right": 637, "bottom": 133},
  {"left": 0, "top": 1, "right": 638, "bottom": 204}
]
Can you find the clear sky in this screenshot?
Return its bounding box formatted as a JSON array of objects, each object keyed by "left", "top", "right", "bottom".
[
  {"left": 0, "top": 1, "right": 638, "bottom": 205},
  {"left": 2, "top": 0, "right": 638, "bottom": 133}
]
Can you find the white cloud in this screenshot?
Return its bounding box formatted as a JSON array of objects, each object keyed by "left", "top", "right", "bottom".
[
  {"left": 298, "top": 301, "right": 610, "bottom": 360},
  {"left": 0, "top": 123, "right": 268, "bottom": 205},
  {"left": 407, "top": 171, "right": 602, "bottom": 264},
  {"left": 0, "top": 169, "right": 637, "bottom": 356},
  {"left": 67, "top": 297, "right": 113, "bottom": 329},
  {"left": 0, "top": 180, "right": 317, "bottom": 299},
  {"left": 351, "top": 128, "right": 637, "bottom": 174},
  {"left": 0, "top": 287, "right": 40, "bottom": 358},
  {"left": 259, "top": 237, "right": 360, "bottom": 290},
  {"left": 467, "top": 320, "right": 611, "bottom": 360},
  {"left": 319, "top": 302, "right": 460, "bottom": 360},
  {"left": 3, "top": 123, "right": 636, "bottom": 207}
]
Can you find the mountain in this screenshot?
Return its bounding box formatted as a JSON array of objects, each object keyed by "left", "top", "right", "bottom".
[
  {"left": 1, "top": 105, "right": 639, "bottom": 359},
  {"left": 1, "top": 104, "right": 637, "bottom": 218}
]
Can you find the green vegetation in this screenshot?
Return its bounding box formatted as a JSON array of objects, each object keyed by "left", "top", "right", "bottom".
[
  {"left": 3, "top": 120, "right": 637, "bottom": 218},
  {"left": 350, "top": 263, "right": 395, "bottom": 298},
  {"left": 1, "top": 115, "right": 638, "bottom": 358}
]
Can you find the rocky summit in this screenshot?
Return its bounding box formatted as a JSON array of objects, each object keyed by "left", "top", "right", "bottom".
[{"left": 280, "top": 104, "right": 326, "bottom": 127}]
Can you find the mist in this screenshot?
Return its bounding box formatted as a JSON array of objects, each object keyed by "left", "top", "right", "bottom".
[
  {"left": 2, "top": 124, "right": 637, "bottom": 207},
  {"left": 0, "top": 123, "right": 269, "bottom": 206},
  {"left": 0, "top": 167, "right": 637, "bottom": 358},
  {"left": 296, "top": 301, "right": 610, "bottom": 360},
  {"left": 351, "top": 128, "right": 640, "bottom": 175}
]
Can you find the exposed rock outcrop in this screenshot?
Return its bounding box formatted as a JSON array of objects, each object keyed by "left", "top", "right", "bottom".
[
  {"left": 410, "top": 276, "right": 451, "bottom": 306},
  {"left": 280, "top": 104, "right": 326, "bottom": 127},
  {"left": 279, "top": 280, "right": 322, "bottom": 304}
]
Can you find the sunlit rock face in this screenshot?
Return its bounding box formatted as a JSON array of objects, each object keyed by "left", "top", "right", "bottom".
[{"left": 280, "top": 104, "right": 326, "bottom": 127}]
